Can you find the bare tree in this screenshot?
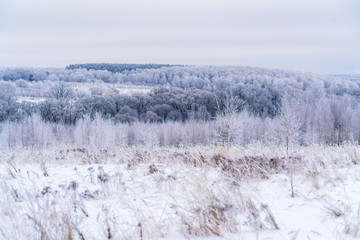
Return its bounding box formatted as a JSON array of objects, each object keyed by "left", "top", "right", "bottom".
[
  {"left": 214, "top": 93, "right": 242, "bottom": 146},
  {"left": 48, "top": 83, "right": 73, "bottom": 100},
  {"left": 280, "top": 93, "right": 302, "bottom": 198}
]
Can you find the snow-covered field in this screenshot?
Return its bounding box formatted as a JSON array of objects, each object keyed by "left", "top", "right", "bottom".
[
  {"left": 69, "top": 82, "right": 152, "bottom": 96},
  {"left": 17, "top": 96, "right": 46, "bottom": 103},
  {"left": 1, "top": 144, "right": 360, "bottom": 240}
]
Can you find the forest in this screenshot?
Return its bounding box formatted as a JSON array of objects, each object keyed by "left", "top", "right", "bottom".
[
  {"left": 65, "top": 63, "right": 181, "bottom": 73},
  {"left": 0, "top": 64, "right": 360, "bottom": 147}
]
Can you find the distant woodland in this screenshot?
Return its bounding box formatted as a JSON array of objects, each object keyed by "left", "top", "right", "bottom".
[{"left": 0, "top": 64, "right": 360, "bottom": 147}]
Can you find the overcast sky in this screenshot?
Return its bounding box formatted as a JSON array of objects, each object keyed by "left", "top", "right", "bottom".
[{"left": 0, "top": 0, "right": 359, "bottom": 74}]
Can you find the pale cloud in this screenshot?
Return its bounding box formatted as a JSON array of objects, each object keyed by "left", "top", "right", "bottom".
[{"left": 0, "top": 0, "right": 359, "bottom": 73}]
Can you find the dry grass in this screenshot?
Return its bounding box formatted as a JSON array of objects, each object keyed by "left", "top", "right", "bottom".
[{"left": 0, "top": 144, "right": 359, "bottom": 239}]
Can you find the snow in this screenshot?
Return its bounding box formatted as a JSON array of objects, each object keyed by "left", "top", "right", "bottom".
[
  {"left": 69, "top": 82, "right": 151, "bottom": 96},
  {"left": 16, "top": 96, "right": 46, "bottom": 103},
  {"left": 1, "top": 145, "right": 360, "bottom": 239}
]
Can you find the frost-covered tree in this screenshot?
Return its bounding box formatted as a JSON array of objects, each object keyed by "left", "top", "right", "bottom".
[
  {"left": 140, "top": 111, "right": 162, "bottom": 123},
  {"left": 278, "top": 93, "right": 302, "bottom": 198},
  {"left": 151, "top": 104, "right": 173, "bottom": 121},
  {"left": 214, "top": 94, "right": 242, "bottom": 146},
  {"left": 48, "top": 83, "right": 73, "bottom": 100}
]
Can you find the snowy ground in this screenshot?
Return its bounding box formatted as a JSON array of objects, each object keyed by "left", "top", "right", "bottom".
[
  {"left": 17, "top": 96, "right": 46, "bottom": 103},
  {"left": 0, "top": 144, "right": 359, "bottom": 240},
  {"left": 69, "top": 82, "right": 151, "bottom": 96},
  {"left": 9, "top": 79, "right": 152, "bottom": 102}
]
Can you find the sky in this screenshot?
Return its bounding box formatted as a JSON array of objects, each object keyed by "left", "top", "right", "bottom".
[{"left": 0, "top": 0, "right": 359, "bottom": 74}]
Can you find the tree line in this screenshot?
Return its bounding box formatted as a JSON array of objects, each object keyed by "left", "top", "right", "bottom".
[
  {"left": 0, "top": 83, "right": 281, "bottom": 125},
  {"left": 1, "top": 65, "right": 359, "bottom": 96},
  {"left": 65, "top": 63, "right": 181, "bottom": 73},
  {"left": 1, "top": 64, "right": 360, "bottom": 146}
]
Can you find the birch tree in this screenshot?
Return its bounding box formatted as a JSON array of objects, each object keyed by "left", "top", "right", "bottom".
[{"left": 279, "top": 93, "right": 302, "bottom": 198}]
